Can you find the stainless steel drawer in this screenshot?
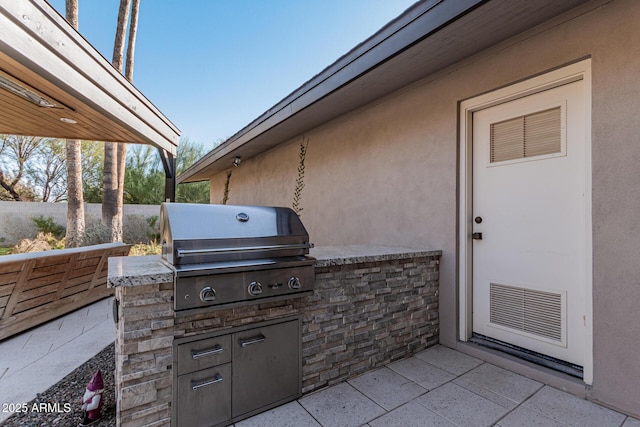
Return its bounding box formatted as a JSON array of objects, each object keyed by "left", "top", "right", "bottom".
[
  {"left": 177, "top": 363, "right": 231, "bottom": 427},
  {"left": 177, "top": 334, "right": 231, "bottom": 375}
]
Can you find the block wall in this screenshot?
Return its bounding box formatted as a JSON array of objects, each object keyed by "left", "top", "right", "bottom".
[{"left": 0, "top": 201, "right": 160, "bottom": 245}]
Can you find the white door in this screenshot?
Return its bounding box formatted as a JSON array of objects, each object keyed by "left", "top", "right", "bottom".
[{"left": 472, "top": 80, "right": 587, "bottom": 366}]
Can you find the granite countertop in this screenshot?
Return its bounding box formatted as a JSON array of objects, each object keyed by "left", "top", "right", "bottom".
[
  {"left": 107, "top": 255, "right": 174, "bottom": 288},
  {"left": 107, "top": 246, "right": 441, "bottom": 286},
  {"left": 310, "top": 245, "right": 441, "bottom": 267}
]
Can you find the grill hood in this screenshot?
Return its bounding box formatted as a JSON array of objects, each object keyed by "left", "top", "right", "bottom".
[{"left": 160, "top": 203, "right": 313, "bottom": 266}]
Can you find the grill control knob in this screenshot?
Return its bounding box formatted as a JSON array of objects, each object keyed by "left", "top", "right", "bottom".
[
  {"left": 288, "top": 277, "right": 302, "bottom": 290},
  {"left": 248, "top": 281, "right": 263, "bottom": 296},
  {"left": 199, "top": 287, "right": 216, "bottom": 303}
]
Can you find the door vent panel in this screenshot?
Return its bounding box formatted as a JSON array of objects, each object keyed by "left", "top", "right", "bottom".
[
  {"left": 489, "top": 283, "right": 564, "bottom": 343},
  {"left": 490, "top": 107, "right": 562, "bottom": 163}
]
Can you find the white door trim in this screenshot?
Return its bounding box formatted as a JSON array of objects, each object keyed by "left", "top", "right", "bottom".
[{"left": 458, "top": 59, "right": 593, "bottom": 384}]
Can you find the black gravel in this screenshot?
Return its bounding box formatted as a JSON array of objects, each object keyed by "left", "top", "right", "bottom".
[{"left": 1, "top": 343, "right": 116, "bottom": 427}]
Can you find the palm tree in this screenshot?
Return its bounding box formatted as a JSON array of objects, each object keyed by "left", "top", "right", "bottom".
[
  {"left": 103, "top": 0, "right": 140, "bottom": 242},
  {"left": 65, "top": 0, "right": 85, "bottom": 248}
]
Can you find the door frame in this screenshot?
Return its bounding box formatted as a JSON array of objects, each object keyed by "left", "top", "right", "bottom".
[{"left": 457, "top": 59, "right": 593, "bottom": 384}]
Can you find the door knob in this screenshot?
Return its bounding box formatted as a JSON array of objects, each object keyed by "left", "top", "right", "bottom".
[{"left": 472, "top": 232, "right": 483, "bottom": 240}]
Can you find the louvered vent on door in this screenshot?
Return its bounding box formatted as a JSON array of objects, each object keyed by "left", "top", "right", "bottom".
[
  {"left": 490, "top": 283, "right": 564, "bottom": 343},
  {"left": 490, "top": 107, "right": 562, "bottom": 163}
]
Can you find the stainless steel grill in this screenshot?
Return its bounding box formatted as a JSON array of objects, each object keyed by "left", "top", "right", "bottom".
[{"left": 160, "top": 203, "right": 315, "bottom": 313}]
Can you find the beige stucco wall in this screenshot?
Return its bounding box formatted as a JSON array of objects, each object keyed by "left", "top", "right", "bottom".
[{"left": 206, "top": 0, "right": 640, "bottom": 416}]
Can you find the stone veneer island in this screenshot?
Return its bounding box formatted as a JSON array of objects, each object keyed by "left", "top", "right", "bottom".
[{"left": 108, "top": 245, "right": 441, "bottom": 427}]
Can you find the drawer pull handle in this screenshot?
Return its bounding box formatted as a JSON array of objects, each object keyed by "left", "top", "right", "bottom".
[
  {"left": 191, "top": 345, "right": 223, "bottom": 359},
  {"left": 192, "top": 374, "right": 223, "bottom": 391},
  {"left": 240, "top": 334, "right": 266, "bottom": 347}
]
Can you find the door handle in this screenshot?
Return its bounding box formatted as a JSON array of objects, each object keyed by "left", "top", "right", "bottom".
[
  {"left": 239, "top": 334, "right": 266, "bottom": 347},
  {"left": 191, "top": 374, "right": 223, "bottom": 391},
  {"left": 472, "top": 232, "right": 483, "bottom": 240},
  {"left": 191, "top": 344, "right": 223, "bottom": 360}
]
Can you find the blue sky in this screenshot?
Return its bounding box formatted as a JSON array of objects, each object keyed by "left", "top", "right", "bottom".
[{"left": 47, "top": 0, "right": 417, "bottom": 149}]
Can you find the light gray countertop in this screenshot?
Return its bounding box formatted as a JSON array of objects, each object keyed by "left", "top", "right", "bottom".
[
  {"left": 107, "top": 255, "right": 174, "bottom": 288},
  {"left": 310, "top": 245, "right": 441, "bottom": 267},
  {"left": 107, "top": 246, "right": 441, "bottom": 287}
]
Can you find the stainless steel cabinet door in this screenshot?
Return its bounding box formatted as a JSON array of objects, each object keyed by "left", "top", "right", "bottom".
[
  {"left": 177, "top": 363, "right": 231, "bottom": 427},
  {"left": 232, "top": 319, "right": 300, "bottom": 417}
]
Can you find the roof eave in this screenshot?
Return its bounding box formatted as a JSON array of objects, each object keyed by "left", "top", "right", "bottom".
[
  {"left": 179, "top": 0, "right": 592, "bottom": 183},
  {"left": 0, "top": 0, "right": 180, "bottom": 154}
]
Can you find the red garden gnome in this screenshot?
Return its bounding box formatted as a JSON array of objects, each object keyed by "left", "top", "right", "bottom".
[{"left": 79, "top": 369, "right": 104, "bottom": 426}]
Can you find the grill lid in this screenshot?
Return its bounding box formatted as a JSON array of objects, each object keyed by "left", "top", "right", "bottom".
[{"left": 160, "top": 203, "right": 313, "bottom": 266}]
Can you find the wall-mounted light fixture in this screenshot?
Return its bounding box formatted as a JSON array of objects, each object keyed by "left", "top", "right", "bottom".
[
  {"left": 0, "top": 71, "right": 58, "bottom": 108},
  {"left": 232, "top": 156, "right": 241, "bottom": 167}
]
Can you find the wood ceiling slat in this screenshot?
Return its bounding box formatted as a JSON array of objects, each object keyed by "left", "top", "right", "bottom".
[{"left": 0, "top": 87, "right": 139, "bottom": 143}]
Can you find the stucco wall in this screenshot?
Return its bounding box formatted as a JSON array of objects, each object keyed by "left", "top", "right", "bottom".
[{"left": 207, "top": 0, "right": 640, "bottom": 416}]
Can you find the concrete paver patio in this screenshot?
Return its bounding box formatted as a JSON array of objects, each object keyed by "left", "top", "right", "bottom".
[
  {"left": 237, "top": 345, "right": 640, "bottom": 427},
  {"left": 1, "top": 298, "right": 638, "bottom": 426}
]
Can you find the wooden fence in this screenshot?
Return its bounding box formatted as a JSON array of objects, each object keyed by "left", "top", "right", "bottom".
[{"left": 0, "top": 242, "right": 130, "bottom": 341}]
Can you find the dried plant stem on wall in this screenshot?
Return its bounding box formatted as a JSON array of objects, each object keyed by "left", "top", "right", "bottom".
[
  {"left": 222, "top": 170, "right": 232, "bottom": 204},
  {"left": 293, "top": 138, "right": 308, "bottom": 215}
]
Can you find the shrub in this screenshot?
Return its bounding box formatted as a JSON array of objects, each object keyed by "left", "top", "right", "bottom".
[
  {"left": 129, "top": 241, "right": 161, "bottom": 256},
  {"left": 83, "top": 218, "right": 111, "bottom": 246},
  {"left": 146, "top": 215, "right": 160, "bottom": 243},
  {"left": 13, "top": 232, "right": 65, "bottom": 253},
  {"left": 32, "top": 215, "right": 65, "bottom": 239},
  {"left": 123, "top": 214, "right": 160, "bottom": 244}
]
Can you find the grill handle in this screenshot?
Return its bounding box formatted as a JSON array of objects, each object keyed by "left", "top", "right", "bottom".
[
  {"left": 191, "top": 344, "right": 223, "bottom": 360},
  {"left": 177, "top": 242, "right": 314, "bottom": 258},
  {"left": 239, "top": 334, "right": 266, "bottom": 347},
  {"left": 191, "top": 374, "right": 223, "bottom": 391}
]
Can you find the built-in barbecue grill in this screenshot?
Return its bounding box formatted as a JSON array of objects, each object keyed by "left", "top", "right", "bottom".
[
  {"left": 160, "top": 203, "right": 315, "bottom": 313},
  {"left": 161, "top": 203, "right": 313, "bottom": 426}
]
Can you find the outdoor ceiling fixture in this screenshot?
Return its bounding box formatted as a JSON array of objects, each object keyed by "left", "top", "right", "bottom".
[
  {"left": 60, "top": 117, "right": 78, "bottom": 124},
  {"left": 0, "top": 70, "right": 59, "bottom": 108},
  {"left": 232, "top": 156, "right": 241, "bottom": 167}
]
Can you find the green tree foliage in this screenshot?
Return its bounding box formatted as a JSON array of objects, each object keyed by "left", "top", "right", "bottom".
[
  {"left": 0, "top": 134, "right": 210, "bottom": 205},
  {"left": 123, "top": 138, "right": 209, "bottom": 204},
  {"left": 94, "top": 138, "right": 214, "bottom": 205},
  {"left": 176, "top": 138, "right": 210, "bottom": 204},
  {"left": 124, "top": 144, "right": 164, "bottom": 204}
]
